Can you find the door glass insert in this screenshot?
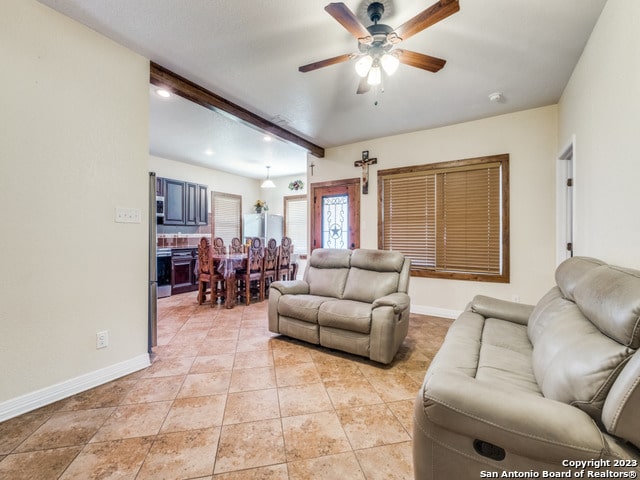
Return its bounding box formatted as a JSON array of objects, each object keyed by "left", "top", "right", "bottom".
[{"left": 322, "top": 194, "right": 349, "bottom": 248}]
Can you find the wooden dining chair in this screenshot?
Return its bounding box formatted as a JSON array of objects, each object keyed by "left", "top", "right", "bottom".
[
  {"left": 277, "top": 236, "right": 295, "bottom": 281},
  {"left": 212, "top": 237, "right": 226, "bottom": 255},
  {"left": 236, "top": 237, "right": 265, "bottom": 305},
  {"left": 230, "top": 237, "right": 244, "bottom": 254},
  {"left": 197, "top": 237, "right": 211, "bottom": 305},
  {"left": 262, "top": 238, "right": 279, "bottom": 296},
  {"left": 197, "top": 237, "right": 226, "bottom": 306},
  {"left": 198, "top": 237, "right": 226, "bottom": 306}
]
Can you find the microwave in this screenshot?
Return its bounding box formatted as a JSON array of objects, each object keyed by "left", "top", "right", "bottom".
[{"left": 156, "top": 196, "right": 165, "bottom": 221}]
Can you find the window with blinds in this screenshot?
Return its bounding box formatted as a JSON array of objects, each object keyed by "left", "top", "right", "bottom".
[
  {"left": 378, "top": 154, "right": 509, "bottom": 283},
  {"left": 284, "top": 195, "right": 308, "bottom": 257},
  {"left": 211, "top": 192, "right": 242, "bottom": 244}
]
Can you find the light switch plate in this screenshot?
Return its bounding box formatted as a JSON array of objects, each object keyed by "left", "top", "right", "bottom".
[{"left": 115, "top": 207, "right": 141, "bottom": 224}]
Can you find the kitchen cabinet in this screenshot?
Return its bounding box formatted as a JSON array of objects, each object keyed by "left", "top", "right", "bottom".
[
  {"left": 197, "top": 184, "right": 208, "bottom": 225},
  {"left": 159, "top": 177, "right": 207, "bottom": 226},
  {"left": 164, "top": 178, "right": 186, "bottom": 225},
  {"left": 171, "top": 248, "right": 198, "bottom": 294},
  {"left": 156, "top": 177, "right": 165, "bottom": 197}
]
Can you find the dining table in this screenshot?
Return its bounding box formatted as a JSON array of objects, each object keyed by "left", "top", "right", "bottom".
[{"left": 211, "top": 253, "right": 247, "bottom": 308}]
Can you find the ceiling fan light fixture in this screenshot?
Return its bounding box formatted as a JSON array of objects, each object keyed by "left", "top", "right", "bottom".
[
  {"left": 355, "top": 55, "right": 373, "bottom": 77},
  {"left": 367, "top": 65, "right": 382, "bottom": 86},
  {"left": 261, "top": 166, "right": 275, "bottom": 189},
  {"left": 381, "top": 52, "right": 400, "bottom": 75}
]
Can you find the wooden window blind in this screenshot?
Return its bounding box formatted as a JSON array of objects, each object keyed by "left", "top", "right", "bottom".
[
  {"left": 378, "top": 154, "right": 509, "bottom": 283},
  {"left": 211, "top": 192, "right": 242, "bottom": 244},
  {"left": 284, "top": 195, "right": 308, "bottom": 257}
]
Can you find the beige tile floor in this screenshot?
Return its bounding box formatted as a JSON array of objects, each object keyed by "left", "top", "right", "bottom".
[{"left": 0, "top": 293, "right": 450, "bottom": 479}]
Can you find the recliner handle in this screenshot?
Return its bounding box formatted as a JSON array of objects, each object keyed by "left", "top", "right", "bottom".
[{"left": 473, "top": 439, "right": 506, "bottom": 461}]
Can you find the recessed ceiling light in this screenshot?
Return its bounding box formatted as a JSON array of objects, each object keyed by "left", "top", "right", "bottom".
[
  {"left": 263, "top": 135, "right": 272, "bottom": 142},
  {"left": 204, "top": 149, "right": 214, "bottom": 156},
  {"left": 156, "top": 88, "right": 171, "bottom": 98}
]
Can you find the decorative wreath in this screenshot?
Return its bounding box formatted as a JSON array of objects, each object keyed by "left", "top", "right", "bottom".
[{"left": 288, "top": 179, "right": 304, "bottom": 191}]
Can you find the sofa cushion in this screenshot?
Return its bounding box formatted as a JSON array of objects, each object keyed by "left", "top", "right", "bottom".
[
  {"left": 318, "top": 299, "right": 372, "bottom": 334},
  {"left": 573, "top": 264, "right": 640, "bottom": 349},
  {"left": 309, "top": 248, "right": 351, "bottom": 269},
  {"left": 555, "top": 256, "right": 605, "bottom": 301},
  {"left": 343, "top": 268, "right": 400, "bottom": 304},
  {"left": 278, "top": 294, "right": 332, "bottom": 324},
  {"left": 477, "top": 318, "right": 540, "bottom": 395},
  {"left": 529, "top": 287, "right": 632, "bottom": 419},
  {"left": 349, "top": 248, "right": 405, "bottom": 272},
  {"left": 305, "top": 248, "right": 351, "bottom": 298},
  {"left": 429, "top": 309, "right": 540, "bottom": 395},
  {"left": 306, "top": 267, "right": 349, "bottom": 298}
]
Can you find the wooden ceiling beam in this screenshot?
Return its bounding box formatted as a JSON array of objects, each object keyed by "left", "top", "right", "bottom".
[{"left": 150, "top": 62, "right": 325, "bottom": 158}]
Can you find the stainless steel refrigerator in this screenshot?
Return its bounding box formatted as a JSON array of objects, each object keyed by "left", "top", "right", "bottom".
[
  {"left": 243, "top": 213, "right": 284, "bottom": 245},
  {"left": 148, "top": 172, "right": 158, "bottom": 353}
]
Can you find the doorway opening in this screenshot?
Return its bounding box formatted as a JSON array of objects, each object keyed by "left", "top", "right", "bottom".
[{"left": 557, "top": 137, "right": 575, "bottom": 263}]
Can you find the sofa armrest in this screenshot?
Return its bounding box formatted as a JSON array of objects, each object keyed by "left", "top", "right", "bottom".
[
  {"left": 269, "top": 280, "right": 309, "bottom": 295},
  {"left": 470, "top": 295, "right": 534, "bottom": 325},
  {"left": 372, "top": 292, "right": 410, "bottom": 314},
  {"left": 418, "top": 371, "right": 606, "bottom": 463}
]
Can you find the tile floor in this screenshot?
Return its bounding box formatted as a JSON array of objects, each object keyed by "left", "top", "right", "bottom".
[{"left": 0, "top": 293, "right": 450, "bottom": 479}]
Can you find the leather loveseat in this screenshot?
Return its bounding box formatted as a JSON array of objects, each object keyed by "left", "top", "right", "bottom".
[
  {"left": 268, "top": 248, "right": 411, "bottom": 364},
  {"left": 413, "top": 256, "right": 640, "bottom": 478}
]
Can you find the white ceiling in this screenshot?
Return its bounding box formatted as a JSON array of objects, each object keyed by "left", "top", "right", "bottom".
[{"left": 38, "top": 0, "right": 607, "bottom": 178}]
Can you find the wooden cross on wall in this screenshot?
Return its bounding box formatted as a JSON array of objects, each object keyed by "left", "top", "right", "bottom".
[{"left": 354, "top": 150, "right": 377, "bottom": 194}]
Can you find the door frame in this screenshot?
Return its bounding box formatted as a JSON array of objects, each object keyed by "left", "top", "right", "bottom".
[
  {"left": 557, "top": 136, "right": 575, "bottom": 264},
  {"left": 309, "top": 178, "right": 361, "bottom": 252}
]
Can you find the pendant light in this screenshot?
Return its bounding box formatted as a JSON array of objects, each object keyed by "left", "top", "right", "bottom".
[{"left": 261, "top": 166, "right": 275, "bottom": 188}]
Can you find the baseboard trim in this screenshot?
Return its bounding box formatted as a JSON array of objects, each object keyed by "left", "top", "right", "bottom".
[
  {"left": 410, "top": 304, "right": 461, "bottom": 319},
  {"left": 0, "top": 353, "right": 150, "bottom": 422}
]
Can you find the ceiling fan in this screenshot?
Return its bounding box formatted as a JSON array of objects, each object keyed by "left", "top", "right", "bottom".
[{"left": 299, "top": 0, "right": 460, "bottom": 93}]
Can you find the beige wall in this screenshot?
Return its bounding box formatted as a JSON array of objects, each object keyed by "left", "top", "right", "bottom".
[
  {"left": 310, "top": 106, "right": 559, "bottom": 313},
  {"left": 0, "top": 0, "right": 150, "bottom": 411},
  {"left": 558, "top": 0, "right": 640, "bottom": 267},
  {"left": 259, "top": 174, "right": 308, "bottom": 217}
]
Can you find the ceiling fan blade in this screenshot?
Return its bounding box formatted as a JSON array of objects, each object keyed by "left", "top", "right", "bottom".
[
  {"left": 356, "top": 77, "right": 371, "bottom": 94},
  {"left": 299, "top": 53, "right": 353, "bottom": 73},
  {"left": 325, "top": 3, "right": 371, "bottom": 40},
  {"left": 393, "top": 0, "right": 460, "bottom": 42},
  {"left": 397, "top": 50, "right": 446, "bottom": 72}
]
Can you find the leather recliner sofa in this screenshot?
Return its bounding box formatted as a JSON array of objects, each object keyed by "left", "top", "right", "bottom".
[
  {"left": 413, "top": 256, "right": 640, "bottom": 478},
  {"left": 268, "top": 248, "right": 411, "bottom": 364}
]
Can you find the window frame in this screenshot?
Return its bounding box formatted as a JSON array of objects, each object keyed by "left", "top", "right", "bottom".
[
  {"left": 284, "top": 194, "right": 309, "bottom": 259},
  {"left": 211, "top": 191, "right": 242, "bottom": 244},
  {"left": 377, "top": 154, "right": 510, "bottom": 283}
]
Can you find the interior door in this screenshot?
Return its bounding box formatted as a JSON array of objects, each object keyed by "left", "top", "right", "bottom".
[{"left": 310, "top": 178, "right": 360, "bottom": 252}]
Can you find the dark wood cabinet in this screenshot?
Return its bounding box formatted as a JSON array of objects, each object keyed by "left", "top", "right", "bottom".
[
  {"left": 185, "top": 182, "right": 198, "bottom": 225},
  {"left": 164, "top": 179, "right": 186, "bottom": 225},
  {"left": 159, "top": 177, "right": 207, "bottom": 226},
  {"left": 156, "top": 177, "right": 165, "bottom": 197},
  {"left": 171, "top": 248, "right": 198, "bottom": 294},
  {"left": 197, "top": 184, "right": 208, "bottom": 225}
]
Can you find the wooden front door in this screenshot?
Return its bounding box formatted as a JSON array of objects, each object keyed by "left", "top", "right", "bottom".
[{"left": 310, "top": 178, "right": 360, "bottom": 252}]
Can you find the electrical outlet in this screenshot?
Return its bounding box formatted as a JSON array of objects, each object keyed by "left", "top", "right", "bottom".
[
  {"left": 96, "top": 331, "right": 109, "bottom": 349},
  {"left": 115, "top": 207, "right": 141, "bottom": 224}
]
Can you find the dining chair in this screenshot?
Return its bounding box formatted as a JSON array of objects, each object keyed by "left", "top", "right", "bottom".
[
  {"left": 230, "top": 237, "right": 244, "bottom": 254},
  {"left": 197, "top": 237, "right": 211, "bottom": 305},
  {"left": 262, "top": 238, "right": 279, "bottom": 296},
  {"left": 236, "top": 237, "right": 265, "bottom": 305},
  {"left": 277, "top": 236, "right": 295, "bottom": 281},
  {"left": 196, "top": 237, "right": 225, "bottom": 306},
  {"left": 212, "top": 237, "right": 226, "bottom": 254}
]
